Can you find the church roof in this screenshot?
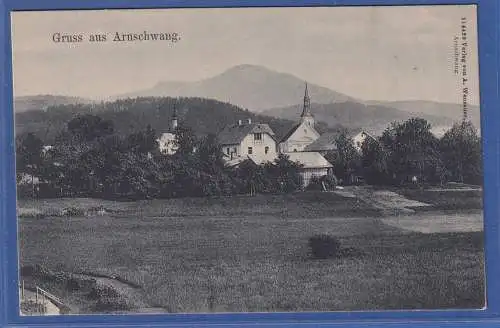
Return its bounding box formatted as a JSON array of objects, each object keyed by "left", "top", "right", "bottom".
[
  {"left": 279, "top": 123, "right": 302, "bottom": 143},
  {"left": 285, "top": 151, "right": 333, "bottom": 169},
  {"left": 303, "top": 132, "right": 339, "bottom": 152},
  {"left": 217, "top": 122, "right": 275, "bottom": 145}
]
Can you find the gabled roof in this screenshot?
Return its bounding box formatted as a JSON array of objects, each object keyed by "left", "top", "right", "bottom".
[
  {"left": 279, "top": 121, "right": 320, "bottom": 143},
  {"left": 303, "top": 132, "right": 339, "bottom": 152},
  {"left": 285, "top": 152, "right": 333, "bottom": 169},
  {"left": 217, "top": 123, "right": 275, "bottom": 145},
  {"left": 279, "top": 123, "right": 301, "bottom": 143}
]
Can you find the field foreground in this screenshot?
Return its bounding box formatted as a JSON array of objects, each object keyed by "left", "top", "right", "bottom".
[{"left": 18, "top": 191, "right": 485, "bottom": 314}]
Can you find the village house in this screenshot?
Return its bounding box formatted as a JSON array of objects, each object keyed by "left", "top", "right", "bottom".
[
  {"left": 286, "top": 152, "right": 334, "bottom": 187},
  {"left": 303, "top": 132, "right": 339, "bottom": 155},
  {"left": 351, "top": 129, "right": 379, "bottom": 152},
  {"left": 217, "top": 118, "right": 278, "bottom": 165}
]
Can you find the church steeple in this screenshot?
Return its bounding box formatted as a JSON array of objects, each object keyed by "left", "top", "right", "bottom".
[
  {"left": 171, "top": 104, "right": 178, "bottom": 131},
  {"left": 300, "top": 82, "right": 314, "bottom": 126}
]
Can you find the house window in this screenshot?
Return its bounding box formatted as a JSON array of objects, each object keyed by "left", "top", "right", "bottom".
[
  {"left": 265, "top": 146, "right": 269, "bottom": 154},
  {"left": 233, "top": 147, "right": 237, "bottom": 154},
  {"left": 248, "top": 147, "right": 253, "bottom": 154},
  {"left": 254, "top": 133, "right": 262, "bottom": 141},
  {"left": 226, "top": 147, "right": 230, "bottom": 155}
]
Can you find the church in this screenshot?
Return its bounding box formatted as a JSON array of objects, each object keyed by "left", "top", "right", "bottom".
[
  {"left": 157, "top": 106, "right": 179, "bottom": 155},
  {"left": 278, "top": 83, "right": 321, "bottom": 153},
  {"left": 278, "top": 83, "right": 334, "bottom": 186}
]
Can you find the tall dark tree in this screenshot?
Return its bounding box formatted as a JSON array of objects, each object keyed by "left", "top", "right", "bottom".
[
  {"left": 16, "top": 132, "right": 44, "bottom": 197},
  {"left": 361, "top": 136, "right": 390, "bottom": 185},
  {"left": 265, "top": 153, "right": 304, "bottom": 193},
  {"left": 440, "top": 121, "right": 482, "bottom": 185},
  {"left": 67, "top": 114, "right": 114, "bottom": 142},
  {"left": 174, "top": 124, "right": 197, "bottom": 155},
  {"left": 325, "top": 130, "right": 361, "bottom": 184},
  {"left": 127, "top": 124, "right": 158, "bottom": 154},
  {"left": 380, "top": 118, "right": 441, "bottom": 184}
]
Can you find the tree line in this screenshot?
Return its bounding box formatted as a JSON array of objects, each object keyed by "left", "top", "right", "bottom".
[
  {"left": 327, "top": 118, "right": 482, "bottom": 187},
  {"left": 16, "top": 114, "right": 305, "bottom": 199},
  {"left": 16, "top": 114, "right": 482, "bottom": 200}
]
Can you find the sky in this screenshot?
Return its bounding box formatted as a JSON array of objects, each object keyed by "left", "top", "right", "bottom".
[{"left": 10, "top": 5, "right": 479, "bottom": 104}]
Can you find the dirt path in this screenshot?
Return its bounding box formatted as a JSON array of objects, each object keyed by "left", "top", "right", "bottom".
[
  {"left": 381, "top": 211, "right": 484, "bottom": 233},
  {"left": 335, "top": 186, "right": 430, "bottom": 214},
  {"left": 71, "top": 273, "right": 168, "bottom": 314}
]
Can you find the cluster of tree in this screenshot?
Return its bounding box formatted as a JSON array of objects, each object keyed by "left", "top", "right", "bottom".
[
  {"left": 327, "top": 118, "right": 482, "bottom": 187},
  {"left": 16, "top": 114, "right": 305, "bottom": 200},
  {"left": 16, "top": 113, "right": 483, "bottom": 200}
]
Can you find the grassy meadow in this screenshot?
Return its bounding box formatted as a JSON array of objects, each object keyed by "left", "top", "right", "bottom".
[{"left": 18, "top": 191, "right": 485, "bottom": 313}]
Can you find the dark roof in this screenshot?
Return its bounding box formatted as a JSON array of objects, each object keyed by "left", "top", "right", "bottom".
[
  {"left": 286, "top": 152, "right": 333, "bottom": 169},
  {"left": 217, "top": 122, "right": 275, "bottom": 145},
  {"left": 279, "top": 123, "right": 301, "bottom": 143},
  {"left": 303, "top": 132, "right": 339, "bottom": 152}
]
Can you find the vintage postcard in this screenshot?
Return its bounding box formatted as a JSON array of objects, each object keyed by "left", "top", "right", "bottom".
[{"left": 11, "top": 5, "right": 484, "bottom": 316}]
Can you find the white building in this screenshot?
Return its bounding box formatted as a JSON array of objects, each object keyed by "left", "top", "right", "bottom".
[
  {"left": 217, "top": 118, "right": 278, "bottom": 165},
  {"left": 157, "top": 106, "right": 179, "bottom": 155},
  {"left": 352, "top": 129, "right": 378, "bottom": 152},
  {"left": 286, "top": 152, "right": 334, "bottom": 187}
]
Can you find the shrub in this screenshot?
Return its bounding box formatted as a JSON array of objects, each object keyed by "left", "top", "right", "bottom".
[
  {"left": 62, "top": 207, "right": 85, "bottom": 217},
  {"left": 94, "top": 296, "right": 132, "bottom": 312},
  {"left": 87, "top": 284, "right": 120, "bottom": 300},
  {"left": 306, "top": 176, "right": 323, "bottom": 191},
  {"left": 320, "top": 175, "right": 337, "bottom": 191},
  {"left": 308, "top": 234, "right": 341, "bottom": 259},
  {"left": 306, "top": 175, "right": 337, "bottom": 191}
]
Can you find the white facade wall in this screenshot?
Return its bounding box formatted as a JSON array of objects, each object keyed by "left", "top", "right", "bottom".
[
  {"left": 222, "top": 132, "right": 277, "bottom": 164},
  {"left": 158, "top": 133, "right": 178, "bottom": 155},
  {"left": 279, "top": 122, "right": 320, "bottom": 153},
  {"left": 353, "top": 132, "right": 368, "bottom": 152}
]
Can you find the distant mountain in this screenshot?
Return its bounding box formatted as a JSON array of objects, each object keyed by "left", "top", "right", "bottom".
[
  {"left": 367, "top": 100, "right": 481, "bottom": 129},
  {"left": 115, "top": 64, "right": 357, "bottom": 111},
  {"left": 262, "top": 101, "right": 456, "bottom": 137},
  {"left": 14, "top": 95, "right": 93, "bottom": 113}
]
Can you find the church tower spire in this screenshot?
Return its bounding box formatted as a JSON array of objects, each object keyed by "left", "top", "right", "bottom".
[
  {"left": 300, "top": 82, "right": 314, "bottom": 127},
  {"left": 171, "top": 104, "right": 178, "bottom": 131}
]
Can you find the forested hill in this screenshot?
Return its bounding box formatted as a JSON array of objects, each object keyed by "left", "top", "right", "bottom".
[{"left": 15, "top": 97, "right": 331, "bottom": 143}]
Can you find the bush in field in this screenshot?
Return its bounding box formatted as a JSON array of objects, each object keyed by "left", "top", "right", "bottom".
[
  {"left": 94, "top": 296, "right": 133, "bottom": 312},
  {"left": 306, "top": 175, "right": 338, "bottom": 191},
  {"left": 87, "top": 284, "right": 120, "bottom": 300},
  {"left": 62, "top": 207, "right": 85, "bottom": 216},
  {"left": 308, "top": 234, "right": 342, "bottom": 259}
]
